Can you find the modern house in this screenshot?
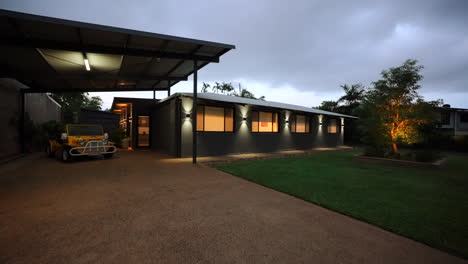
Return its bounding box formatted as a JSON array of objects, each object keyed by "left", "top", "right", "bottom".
[
  {"left": 437, "top": 104, "right": 468, "bottom": 136},
  {"left": 112, "top": 93, "right": 356, "bottom": 157}
]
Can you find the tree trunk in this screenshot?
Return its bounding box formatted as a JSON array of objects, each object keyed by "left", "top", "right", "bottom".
[{"left": 392, "top": 143, "right": 399, "bottom": 154}]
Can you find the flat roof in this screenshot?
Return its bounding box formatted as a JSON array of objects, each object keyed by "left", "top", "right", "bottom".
[
  {"left": 0, "top": 9, "right": 235, "bottom": 93},
  {"left": 160, "top": 93, "right": 357, "bottom": 118}
]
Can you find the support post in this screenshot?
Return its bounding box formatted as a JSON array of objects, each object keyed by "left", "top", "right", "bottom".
[
  {"left": 153, "top": 89, "right": 156, "bottom": 100},
  {"left": 19, "top": 90, "right": 25, "bottom": 153},
  {"left": 192, "top": 60, "right": 198, "bottom": 164},
  {"left": 168, "top": 81, "right": 171, "bottom": 97}
]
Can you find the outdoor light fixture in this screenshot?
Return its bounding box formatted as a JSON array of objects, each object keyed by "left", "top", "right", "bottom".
[
  {"left": 285, "top": 120, "right": 289, "bottom": 123},
  {"left": 84, "top": 58, "right": 91, "bottom": 71},
  {"left": 243, "top": 117, "right": 247, "bottom": 121},
  {"left": 186, "top": 114, "right": 191, "bottom": 118}
]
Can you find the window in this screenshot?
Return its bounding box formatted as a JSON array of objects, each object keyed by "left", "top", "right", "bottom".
[
  {"left": 327, "top": 119, "right": 338, "bottom": 133},
  {"left": 290, "top": 115, "right": 310, "bottom": 133},
  {"left": 196, "top": 106, "right": 234, "bottom": 132},
  {"left": 252, "top": 111, "right": 278, "bottom": 132},
  {"left": 440, "top": 112, "right": 450, "bottom": 125},
  {"left": 461, "top": 113, "right": 468, "bottom": 123}
]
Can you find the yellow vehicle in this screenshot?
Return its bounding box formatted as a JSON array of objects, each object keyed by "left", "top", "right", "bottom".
[{"left": 46, "top": 124, "right": 116, "bottom": 162}]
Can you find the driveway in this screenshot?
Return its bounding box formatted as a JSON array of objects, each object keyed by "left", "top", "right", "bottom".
[{"left": 0, "top": 151, "right": 465, "bottom": 264}]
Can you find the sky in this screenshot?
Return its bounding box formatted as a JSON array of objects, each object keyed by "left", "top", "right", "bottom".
[{"left": 2, "top": 0, "right": 468, "bottom": 110}]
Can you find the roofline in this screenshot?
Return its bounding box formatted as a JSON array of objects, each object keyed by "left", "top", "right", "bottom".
[
  {"left": 0, "top": 9, "right": 236, "bottom": 50},
  {"left": 160, "top": 93, "right": 357, "bottom": 119}
]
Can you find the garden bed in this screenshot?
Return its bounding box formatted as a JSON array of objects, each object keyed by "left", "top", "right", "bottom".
[{"left": 353, "top": 154, "right": 447, "bottom": 169}]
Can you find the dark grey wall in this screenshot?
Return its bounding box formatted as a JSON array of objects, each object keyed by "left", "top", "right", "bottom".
[
  {"left": 179, "top": 97, "right": 345, "bottom": 158},
  {"left": 0, "top": 79, "right": 23, "bottom": 159},
  {"left": 151, "top": 99, "right": 178, "bottom": 156}
]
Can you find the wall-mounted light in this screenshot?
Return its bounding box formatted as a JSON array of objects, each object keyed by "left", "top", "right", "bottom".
[
  {"left": 319, "top": 122, "right": 323, "bottom": 125},
  {"left": 285, "top": 120, "right": 289, "bottom": 123},
  {"left": 242, "top": 117, "right": 247, "bottom": 121},
  {"left": 185, "top": 114, "right": 191, "bottom": 118}
]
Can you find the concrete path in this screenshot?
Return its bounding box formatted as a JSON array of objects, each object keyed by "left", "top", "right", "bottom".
[{"left": 0, "top": 151, "right": 465, "bottom": 264}]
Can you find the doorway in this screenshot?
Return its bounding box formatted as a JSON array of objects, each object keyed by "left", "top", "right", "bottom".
[{"left": 137, "top": 116, "right": 150, "bottom": 147}]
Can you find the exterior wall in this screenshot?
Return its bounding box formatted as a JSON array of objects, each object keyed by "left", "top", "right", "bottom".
[
  {"left": 24, "top": 93, "right": 61, "bottom": 124},
  {"left": 151, "top": 99, "right": 178, "bottom": 156},
  {"left": 0, "top": 79, "right": 24, "bottom": 159},
  {"left": 179, "top": 97, "right": 345, "bottom": 158},
  {"left": 438, "top": 110, "right": 468, "bottom": 136}
]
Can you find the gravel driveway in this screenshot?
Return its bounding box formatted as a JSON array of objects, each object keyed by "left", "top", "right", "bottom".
[{"left": 0, "top": 151, "right": 465, "bottom": 263}]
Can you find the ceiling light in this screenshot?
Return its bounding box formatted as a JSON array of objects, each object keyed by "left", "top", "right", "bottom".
[{"left": 84, "top": 58, "right": 90, "bottom": 71}]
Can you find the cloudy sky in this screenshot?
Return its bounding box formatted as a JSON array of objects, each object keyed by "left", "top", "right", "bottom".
[{"left": 2, "top": 0, "right": 468, "bottom": 109}]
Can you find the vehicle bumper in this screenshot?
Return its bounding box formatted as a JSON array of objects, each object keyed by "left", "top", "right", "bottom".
[{"left": 69, "top": 141, "right": 117, "bottom": 156}]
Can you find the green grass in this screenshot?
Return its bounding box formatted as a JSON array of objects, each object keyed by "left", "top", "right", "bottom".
[{"left": 213, "top": 150, "right": 468, "bottom": 259}]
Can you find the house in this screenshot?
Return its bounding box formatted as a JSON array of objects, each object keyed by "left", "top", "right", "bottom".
[
  {"left": 112, "top": 93, "right": 356, "bottom": 157},
  {"left": 436, "top": 104, "right": 468, "bottom": 136}
]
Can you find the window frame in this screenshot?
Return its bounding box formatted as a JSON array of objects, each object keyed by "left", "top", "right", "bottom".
[
  {"left": 251, "top": 110, "right": 279, "bottom": 133},
  {"left": 290, "top": 114, "right": 310, "bottom": 133},
  {"left": 196, "top": 105, "right": 235, "bottom": 133}
]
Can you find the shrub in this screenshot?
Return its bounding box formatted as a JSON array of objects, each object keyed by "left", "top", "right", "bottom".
[{"left": 109, "top": 128, "right": 126, "bottom": 147}]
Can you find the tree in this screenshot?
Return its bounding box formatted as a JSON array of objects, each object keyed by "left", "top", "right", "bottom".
[
  {"left": 201, "top": 83, "right": 210, "bottom": 93},
  {"left": 337, "top": 84, "right": 365, "bottom": 115},
  {"left": 359, "top": 59, "right": 440, "bottom": 155},
  {"left": 49, "top": 92, "right": 103, "bottom": 113},
  {"left": 201, "top": 82, "right": 266, "bottom": 100},
  {"left": 316, "top": 100, "right": 338, "bottom": 112}
]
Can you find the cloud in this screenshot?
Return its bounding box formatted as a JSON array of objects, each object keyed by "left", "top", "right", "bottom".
[{"left": 2, "top": 0, "right": 468, "bottom": 108}]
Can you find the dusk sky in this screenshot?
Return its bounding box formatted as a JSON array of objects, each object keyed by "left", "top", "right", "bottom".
[{"left": 2, "top": 0, "right": 467, "bottom": 109}]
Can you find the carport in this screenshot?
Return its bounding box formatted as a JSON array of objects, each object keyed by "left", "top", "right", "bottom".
[{"left": 0, "top": 9, "right": 235, "bottom": 163}]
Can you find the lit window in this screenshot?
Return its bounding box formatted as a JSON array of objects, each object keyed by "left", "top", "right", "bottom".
[
  {"left": 252, "top": 111, "right": 278, "bottom": 132},
  {"left": 196, "top": 106, "right": 234, "bottom": 132},
  {"left": 290, "top": 115, "right": 310, "bottom": 133},
  {"left": 328, "top": 119, "right": 338, "bottom": 133}
]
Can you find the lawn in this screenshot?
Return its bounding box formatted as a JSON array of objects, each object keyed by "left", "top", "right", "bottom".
[{"left": 213, "top": 150, "right": 468, "bottom": 259}]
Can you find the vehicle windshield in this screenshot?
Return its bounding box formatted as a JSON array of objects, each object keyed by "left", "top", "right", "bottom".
[{"left": 68, "top": 125, "right": 103, "bottom": 136}]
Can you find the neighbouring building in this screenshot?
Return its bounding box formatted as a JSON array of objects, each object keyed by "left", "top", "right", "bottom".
[
  {"left": 0, "top": 78, "right": 62, "bottom": 159},
  {"left": 437, "top": 104, "right": 468, "bottom": 136},
  {"left": 112, "top": 93, "right": 356, "bottom": 157},
  {"left": 75, "top": 108, "right": 120, "bottom": 133}
]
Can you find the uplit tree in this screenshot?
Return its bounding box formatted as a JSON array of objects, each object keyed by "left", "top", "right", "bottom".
[{"left": 360, "top": 59, "right": 440, "bottom": 156}]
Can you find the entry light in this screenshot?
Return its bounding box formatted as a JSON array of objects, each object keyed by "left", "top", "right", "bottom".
[
  {"left": 84, "top": 58, "right": 91, "bottom": 71},
  {"left": 186, "top": 114, "right": 191, "bottom": 118},
  {"left": 242, "top": 117, "right": 247, "bottom": 121},
  {"left": 285, "top": 120, "right": 289, "bottom": 123}
]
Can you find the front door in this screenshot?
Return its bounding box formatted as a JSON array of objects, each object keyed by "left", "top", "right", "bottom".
[{"left": 137, "top": 116, "right": 150, "bottom": 147}]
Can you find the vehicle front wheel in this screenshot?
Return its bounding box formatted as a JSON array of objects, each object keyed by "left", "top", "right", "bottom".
[
  {"left": 104, "top": 153, "right": 114, "bottom": 159},
  {"left": 46, "top": 144, "right": 54, "bottom": 158},
  {"left": 61, "top": 148, "right": 72, "bottom": 162}
]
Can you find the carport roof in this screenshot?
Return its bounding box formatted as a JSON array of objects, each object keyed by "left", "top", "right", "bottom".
[{"left": 0, "top": 9, "right": 235, "bottom": 93}]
